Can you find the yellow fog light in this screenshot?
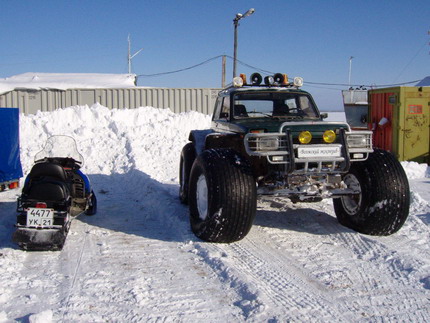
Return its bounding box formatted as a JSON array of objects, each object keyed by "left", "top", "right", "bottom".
[
  {"left": 298, "top": 131, "right": 312, "bottom": 144},
  {"left": 323, "top": 130, "right": 336, "bottom": 143}
]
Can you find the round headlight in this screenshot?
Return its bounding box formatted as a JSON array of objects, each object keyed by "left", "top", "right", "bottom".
[
  {"left": 323, "top": 130, "right": 336, "bottom": 143},
  {"left": 298, "top": 131, "right": 312, "bottom": 144}
]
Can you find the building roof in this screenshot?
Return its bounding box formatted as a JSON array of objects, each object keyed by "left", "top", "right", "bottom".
[
  {"left": 0, "top": 73, "right": 137, "bottom": 95},
  {"left": 416, "top": 76, "right": 430, "bottom": 87}
]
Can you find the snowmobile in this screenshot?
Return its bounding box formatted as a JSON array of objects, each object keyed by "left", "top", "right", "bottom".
[{"left": 13, "top": 135, "right": 97, "bottom": 251}]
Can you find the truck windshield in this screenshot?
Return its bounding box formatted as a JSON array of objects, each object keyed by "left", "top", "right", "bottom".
[{"left": 233, "top": 91, "right": 319, "bottom": 120}]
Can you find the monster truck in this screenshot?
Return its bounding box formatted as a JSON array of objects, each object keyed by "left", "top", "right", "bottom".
[{"left": 179, "top": 73, "right": 410, "bottom": 243}]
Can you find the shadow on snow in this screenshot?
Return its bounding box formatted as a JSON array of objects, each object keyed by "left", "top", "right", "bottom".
[
  {"left": 1, "top": 169, "right": 360, "bottom": 249},
  {"left": 254, "top": 202, "right": 350, "bottom": 235}
]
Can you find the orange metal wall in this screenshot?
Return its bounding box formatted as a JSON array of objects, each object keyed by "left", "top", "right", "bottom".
[{"left": 369, "top": 92, "right": 394, "bottom": 151}]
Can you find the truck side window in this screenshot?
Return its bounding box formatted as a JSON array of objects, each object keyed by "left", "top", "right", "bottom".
[
  {"left": 299, "top": 96, "right": 318, "bottom": 117},
  {"left": 213, "top": 98, "right": 222, "bottom": 120},
  {"left": 220, "top": 97, "right": 230, "bottom": 118},
  {"left": 213, "top": 97, "right": 230, "bottom": 120}
]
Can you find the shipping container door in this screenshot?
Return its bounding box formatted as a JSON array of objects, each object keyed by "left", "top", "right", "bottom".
[
  {"left": 370, "top": 92, "right": 394, "bottom": 151},
  {"left": 402, "top": 98, "right": 429, "bottom": 161}
]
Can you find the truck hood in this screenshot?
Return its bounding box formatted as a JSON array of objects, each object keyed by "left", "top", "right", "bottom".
[{"left": 233, "top": 118, "right": 349, "bottom": 135}]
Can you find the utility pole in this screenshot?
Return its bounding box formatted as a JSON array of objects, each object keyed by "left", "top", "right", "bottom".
[
  {"left": 222, "top": 55, "right": 226, "bottom": 88},
  {"left": 128, "top": 34, "right": 143, "bottom": 74}
]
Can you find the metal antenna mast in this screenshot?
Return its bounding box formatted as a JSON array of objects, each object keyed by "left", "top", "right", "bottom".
[
  {"left": 128, "top": 34, "right": 143, "bottom": 74},
  {"left": 348, "top": 56, "right": 354, "bottom": 87}
]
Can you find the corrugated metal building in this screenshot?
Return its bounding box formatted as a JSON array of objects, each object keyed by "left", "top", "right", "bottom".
[
  {"left": 0, "top": 88, "right": 220, "bottom": 115},
  {"left": 0, "top": 73, "right": 220, "bottom": 115}
]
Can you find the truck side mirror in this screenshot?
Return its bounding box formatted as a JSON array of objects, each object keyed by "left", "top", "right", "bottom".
[{"left": 320, "top": 113, "right": 328, "bottom": 119}]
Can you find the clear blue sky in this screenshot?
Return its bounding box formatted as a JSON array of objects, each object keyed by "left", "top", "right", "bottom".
[{"left": 2, "top": 0, "right": 429, "bottom": 110}]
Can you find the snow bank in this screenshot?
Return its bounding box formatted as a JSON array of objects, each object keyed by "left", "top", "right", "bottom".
[
  {"left": 401, "top": 161, "right": 429, "bottom": 179},
  {"left": 20, "top": 104, "right": 211, "bottom": 183}
]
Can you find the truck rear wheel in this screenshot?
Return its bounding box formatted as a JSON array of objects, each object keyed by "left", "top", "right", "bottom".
[
  {"left": 179, "top": 143, "right": 196, "bottom": 204},
  {"left": 333, "top": 149, "right": 410, "bottom": 235},
  {"left": 188, "top": 149, "right": 256, "bottom": 243}
]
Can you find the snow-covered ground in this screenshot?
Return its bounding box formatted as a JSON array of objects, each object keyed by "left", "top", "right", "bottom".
[{"left": 0, "top": 105, "right": 429, "bottom": 322}]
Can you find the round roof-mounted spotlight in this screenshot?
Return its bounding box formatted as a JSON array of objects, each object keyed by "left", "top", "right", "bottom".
[
  {"left": 250, "top": 73, "right": 262, "bottom": 85},
  {"left": 264, "top": 75, "right": 274, "bottom": 86},
  {"left": 293, "top": 77, "right": 304, "bottom": 87},
  {"left": 273, "top": 73, "right": 284, "bottom": 85},
  {"left": 233, "top": 76, "right": 244, "bottom": 87}
]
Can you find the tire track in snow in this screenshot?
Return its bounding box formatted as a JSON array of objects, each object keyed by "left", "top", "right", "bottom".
[
  {"left": 7, "top": 245, "right": 75, "bottom": 321},
  {"left": 192, "top": 205, "right": 353, "bottom": 322},
  {"left": 51, "top": 175, "right": 247, "bottom": 322},
  {"left": 252, "top": 197, "right": 430, "bottom": 321},
  {"left": 307, "top": 198, "right": 430, "bottom": 320},
  {"left": 325, "top": 229, "right": 430, "bottom": 321}
]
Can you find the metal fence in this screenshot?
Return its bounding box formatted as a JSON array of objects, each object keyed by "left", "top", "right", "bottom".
[{"left": 0, "top": 88, "right": 221, "bottom": 115}]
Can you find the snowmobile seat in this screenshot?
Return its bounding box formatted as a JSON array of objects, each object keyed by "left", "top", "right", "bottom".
[
  {"left": 25, "top": 181, "right": 70, "bottom": 201},
  {"left": 28, "top": 162, "right": 68, "bottom": 182},
  {"left": 22, "top": 162, "right": 71, "bottom": 201}
]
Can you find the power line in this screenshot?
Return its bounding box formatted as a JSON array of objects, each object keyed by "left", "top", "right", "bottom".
[
  {"left": 229, "top": 56, "right": 421, "bottom": 87},
  {"left": 392, "top": 40, "right": 428, "bottom": 83},
  {"left": 137, "top": 55, "right": 224, "bottom": 77},
  {"left": 136, "top": 54, "right": 422, "bottom": 88},
  {"left": 305, "top": 79, "right": 422, "bottom": 88}
]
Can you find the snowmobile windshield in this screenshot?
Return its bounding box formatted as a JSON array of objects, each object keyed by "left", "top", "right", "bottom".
[{"left": 34, "top": 135, "right": 84, "bottom": 165}]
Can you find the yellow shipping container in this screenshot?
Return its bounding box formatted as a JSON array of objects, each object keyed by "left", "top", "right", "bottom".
[{"left": 368, "top": 86, "right": 430, "bottom": 163}]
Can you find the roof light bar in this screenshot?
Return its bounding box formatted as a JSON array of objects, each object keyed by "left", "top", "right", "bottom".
[{"left": 231, "top": 73, "right": 303, "bottom": 88}]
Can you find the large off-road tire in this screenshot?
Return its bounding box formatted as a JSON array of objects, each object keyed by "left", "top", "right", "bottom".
[
  {"left": 179, "top": 143, "right": 196, "bottom": 204},
  {"left": 188, "top": 148, "right": 257, "bottom": 243},
  {"left": 333, "top": 149, "right": 410, "bottom": 235}
]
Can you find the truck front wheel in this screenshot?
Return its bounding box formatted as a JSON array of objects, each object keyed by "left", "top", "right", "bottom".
[
  {"left": 333, "top": 149, "right": 410, "bottom": 235},
  {"left": 188, "top": 149, "right": 256, "bottom": 243}
]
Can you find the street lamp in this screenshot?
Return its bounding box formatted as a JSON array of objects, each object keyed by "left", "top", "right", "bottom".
[{"left": 233, "top": 8, "right": 255, "bottom": 78}]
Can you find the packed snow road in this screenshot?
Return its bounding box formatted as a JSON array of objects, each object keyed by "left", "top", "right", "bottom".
[{"left": 0, "top": 105, "right": 429, "bottom": 322}]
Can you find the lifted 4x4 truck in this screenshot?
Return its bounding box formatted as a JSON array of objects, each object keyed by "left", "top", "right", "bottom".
[{"left": 179, "top": 73, "right": 410, "bottom": 243}]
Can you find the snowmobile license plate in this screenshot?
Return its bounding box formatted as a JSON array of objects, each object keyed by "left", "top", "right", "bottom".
[{"left": 26, "top": 208, "right": 54, "bottom": 227}]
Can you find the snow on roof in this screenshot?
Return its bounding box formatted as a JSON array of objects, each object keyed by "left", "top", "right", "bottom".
[
  {"left": 0, "top": 72, "right": 137, "bottom": 95},
  {"left": 416, "top": 76, "right": 430, "bottom": 87}
]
